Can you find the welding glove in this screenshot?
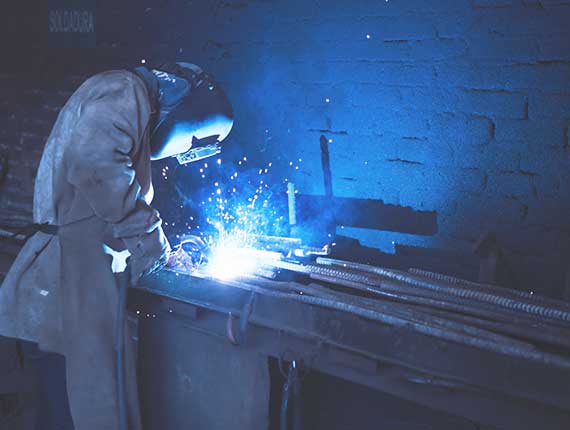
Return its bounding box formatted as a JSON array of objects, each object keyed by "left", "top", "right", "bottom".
[
  {"left": 109, "top": 208, "right": 170, "bottom": 283},
  {"left": 167, "top": 235, "right": 210, "bottom": 272},
  {"left": 125, "top": 227, "right": 171, "bottom": 283}
]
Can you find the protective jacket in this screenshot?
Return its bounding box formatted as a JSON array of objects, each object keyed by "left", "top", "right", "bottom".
[{"left": 0, "top": 70, "right": 169, "bottom": 429}]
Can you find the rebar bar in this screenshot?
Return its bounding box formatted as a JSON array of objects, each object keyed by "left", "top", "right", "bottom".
[
  {"left": 408, "top": 267, "right": 570, "bottom": 312},
  {"left": 198, "top": 275, "right": 570, "bottom": 370},
  {"left": 316, "top": 258, "right": 570, "bottom": 324},
  {"left": 270, "top": 260, "right": 560, "bottom": 328}
]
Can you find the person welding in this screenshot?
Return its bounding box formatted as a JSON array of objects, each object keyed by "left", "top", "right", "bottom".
[{"left": 0, "top": 62, "right": 233, "bottom": 430}]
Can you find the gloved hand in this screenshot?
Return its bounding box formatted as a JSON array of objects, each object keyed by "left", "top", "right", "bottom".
[
  {"left": 130, "top": 250, "right": 169, "bottom": 284},
  {"left": 127, "top": 227, "right": 171, "bottom": 284},
  {"left": 167, "top": 235, "right": 210, "bottom": 272}
]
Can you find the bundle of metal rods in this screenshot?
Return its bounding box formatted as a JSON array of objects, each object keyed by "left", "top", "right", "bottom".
[{"left": 192, "top": 255, "right": 570, "bottom": 369}]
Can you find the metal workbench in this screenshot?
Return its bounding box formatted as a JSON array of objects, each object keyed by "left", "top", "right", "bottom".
[{"left": 131, "top": 270, "right": 570, "bottom": 430}]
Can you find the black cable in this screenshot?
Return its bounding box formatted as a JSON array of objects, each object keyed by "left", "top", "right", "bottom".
[{"left": 116, "top": 269, "right": 130, "bottom": 430}]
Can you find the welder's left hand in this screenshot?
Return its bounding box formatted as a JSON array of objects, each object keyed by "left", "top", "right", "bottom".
[
  {"left": 166, "top": 247, "right": 196, "bottom": 273},
  {"left": 167, "top": 235, "right": 211, "bottom": 272}
]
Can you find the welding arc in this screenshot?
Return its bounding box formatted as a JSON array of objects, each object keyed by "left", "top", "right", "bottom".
[
  {"left": 315, "top": 258, "right": 570, "bottom": 325},
  {"left": 208, "top": 276, "right": 570, "bottom": 370}
]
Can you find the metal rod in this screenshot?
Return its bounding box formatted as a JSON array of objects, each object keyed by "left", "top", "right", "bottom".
[
  {"left": 268, "top": 260, "right": 557, "bottom": 328},
  {"left": 300, "top": 281, "right": 570, "bottom": 349},
  {"left": 191, "top": 274, "right": 570, "bottom": 369},
  {"left": 308, "top": 273, "right": 536, "bottom": 350},
  {"left": 287, "top": 182, "right": 297, "bottom": 227},
  {"left": 316, "top": 258, "right": 570, "bottom": 324},
  {"left": 409, "top": 267, "right": 570, "bottom": 312},
  {"left": 320, "top": 135, "right": 333, "bottom": 198}
]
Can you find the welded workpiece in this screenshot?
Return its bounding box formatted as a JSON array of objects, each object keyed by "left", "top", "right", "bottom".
[{"left": 183, "top": 234, "right": 330, "bottom": 280}]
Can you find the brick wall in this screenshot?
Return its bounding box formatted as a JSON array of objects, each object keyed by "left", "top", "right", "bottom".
[{"left": 2, "top": 0, "right": 570, "bottom": 295}]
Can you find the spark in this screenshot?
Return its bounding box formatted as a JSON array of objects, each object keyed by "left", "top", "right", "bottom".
[{"left": 170, "top": 155, "right": 312, "bottom": 281}]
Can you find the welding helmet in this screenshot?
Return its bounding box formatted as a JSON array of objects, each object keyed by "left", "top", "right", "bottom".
[{"left": 149, "top": 62, "right": 234, "bottom": 163}]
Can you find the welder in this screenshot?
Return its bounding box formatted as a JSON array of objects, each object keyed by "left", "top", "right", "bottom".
[{"left": 0, "top": 62, "right": 233, "bottom": 430}]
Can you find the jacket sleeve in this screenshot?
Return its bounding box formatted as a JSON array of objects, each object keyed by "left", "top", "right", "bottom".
[{"left": 65, "top": 75, "right": 170, "bottom": 279}]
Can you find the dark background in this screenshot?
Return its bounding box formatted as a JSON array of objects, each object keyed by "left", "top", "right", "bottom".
[{"left": 2, "top": 0, "right": 570, "bottom": 297}]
